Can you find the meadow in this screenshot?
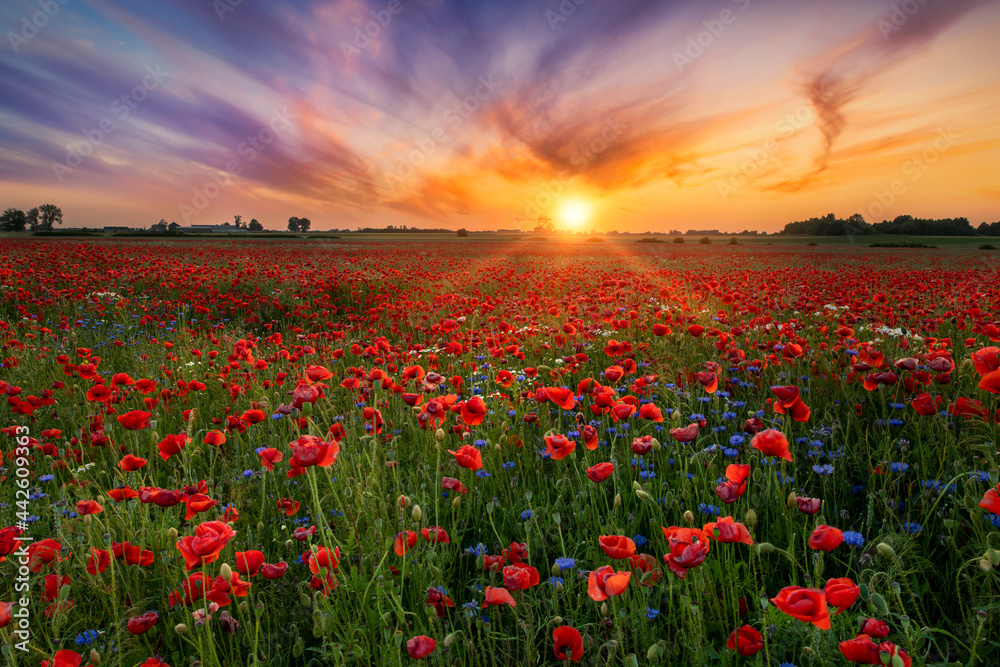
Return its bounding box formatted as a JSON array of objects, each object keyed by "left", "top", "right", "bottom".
[{"left": 1, "top": 237, "right": 999, "bottom": 667}]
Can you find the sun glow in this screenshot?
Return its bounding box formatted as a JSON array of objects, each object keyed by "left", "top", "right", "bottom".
[{"left": 560, "top": 200, "right": 591, "bottom": 228}]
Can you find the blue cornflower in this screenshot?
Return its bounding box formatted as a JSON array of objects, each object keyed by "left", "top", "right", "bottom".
[
  {"left": 75, "top": 629, "right": 100, "bottom": 645},
  {"left": 645, "top": 607, "right": 660, "bottom": 620},
  {"left": 812, "top": 464, "right": 835, "bottom": 475},
  {"left": 475, "top": 470, "right": 491, "bottom": 478},
  {"left": 889, "top": 462, "right": 909, "bottom": 473},
  {"left": 465, "top": 543, "right": 487, "bottom": 557},
  {"left": 843, "top": 531, "right": 865, "bottom": 547},
  {"left": 729, "top": 434, "right": 744, "bottom": 446},
  {"left": 698, "top": 503, "right": 719, "bottom": 516},
  {"left": 555, "top": 557, "right": 576, "bottom": 570},
  {"left": 548, "top": 576, "right": 564, "bottom": 587},
  {"left": 502, "top": 461, "right": 515, "bottom": 469},
  {"left": 632, "top": 534, "right": 648, "bottom": 548},
  {"left": 968, "top": 471, "right": 991, "bottom": 483},
  {"left": 521, "top": 510, "right": 534, "bottom": 520},
  {"left": 902, "top": 522, "right": 922, "bottom": 535},
  {"left": 40, "top": 474, "right": 55, "bottom": 482},
  {"left": 242, "top": 469, "right": 254, "bottom": 478}
]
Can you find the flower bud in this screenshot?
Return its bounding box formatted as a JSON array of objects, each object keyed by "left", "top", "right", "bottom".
[
  {"left": 284, "top": 540, "right": 293, "bottom": 548},
  {"left": 435, "top": 429, "right": 446, "bottom": 442},
  {"left": 987, "top": 548, "right": 999, "bottom": 567},
  {"left": 89, "top": 650, "right": 100, "bottom": 666},
  {"left": 613, "top": 493, "right": 622, "bottom": 509},
  {"left": 979, "top": 558, "right": 992, "bottom": 572},
  {"left": 683, "top": 510, "right": 694, "bottom": 525},
  {"left": 600, "top": 602, "right": 608, "bottom": 617},
  {"left": 787, "top": 491, "right": 797, "bottom": 509},
  {"left": 219, "top": 563, "right": 232, "bottom": 581},
  {"left": 397, "top": 494, "right": 408, "bottom": 508},
  {"left": 876, "top": 542, "right": 896, "bottom": 559},
  {"left": 757, "top": 542, "right": 775, "bottom": 555},
  {"left": 174, "top": 623, "right": 188, "bottom": 634},
  {"left": 452, "top": 495, "right": 461, "bottom": 509},
  {"left": 635, "top": 489, "right": 652, "bottom": 501},
  {"left": 444, "top": 632, "right": 457, "bottom": 647},
  {"left": 167, "top": 527, "right": 178, "bottom": 541},
  {"left": 647, "top": 644, "right": 662, "bottom": 660},
  {"left": 411, "top": 504, "right": 422, "bottom": 522},
  {"left": 551, "top": 616, "right": 564, "bottom": 626},
  {"left": 671, "top": 410, "right": 682, "bottom": 421},
  {"left": 744, "top": 509, "right": 757, "bottom": 528}
]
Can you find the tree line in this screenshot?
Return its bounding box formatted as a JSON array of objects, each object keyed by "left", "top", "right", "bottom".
[
  {"left": 0, "top": 204, "right": 63, "bottom": 231},
  {"left": 780, "top": 213, "right": 999, "bottom": 236}
]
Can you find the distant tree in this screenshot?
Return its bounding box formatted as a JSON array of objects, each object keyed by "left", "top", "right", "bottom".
[
  {"left": 26, "top": 207, "right": 39, "bottom": 231},
  {"left": 456, "top": 228, "right": 469, "bottom": 237},
  {"left": 299, "top": 217, "right": 311, "bottom": 232},
  {"left": 698, "top": 236, "right": 711, "bottom": 245},
  {"left": 533, "top": 215, "right": 553, "bottom": 234},
  {"left": 673, "top": 236, "right": 684, "bottom": 244},
  {"left": 288, "top": 217, "right": 301, "bottom": 232},
  {"left": 248, "top": 218, "right": 263, "bottom": 231},
  {"left": 37, "top": 204, "right": 63, "bottom": 230},
  {"left": 0, "top": 208, "right": 27, "bottom": 231},
  {"left": 234, "top": 214, "right": 244, "bottom": 229}
]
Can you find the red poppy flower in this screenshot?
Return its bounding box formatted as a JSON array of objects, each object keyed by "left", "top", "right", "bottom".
[
  {"left": 547, "top": 386, "right": 576, "bottom": 410},
  {"left": 127, "top": 610, "right": 159, "bottom": 635},
  {"left": 0, "top": 527, "right": 23, "bottom": 564},
  {"left": 771, "top": 385, "right": 810, "bottom": 422},
  {"left": 394, "top": 530, "right": 418, "bottom": 556},
  {"left": 460, "top": 396, "right": 488, "bottom": 425},
  {"left": 751, "top": 429, "right": 792, "bottom": 461},
  {"left": 241, "top": 409, "right": 266, "bottom": 424},
  {"left": 587, "top": 565, "right": 631, "bottom": 600},
  {"left": 496, "top": 370, "right": 514, "bottom": 388},
  {"left": 259, "top": 447, "right": 283, "bottom": 471},
  {"left": 669, "top": 423, "right": 699, "bottom": 442},
  {"left": 910, "top": 393, "right": 941, "bottom": 416},
  {"left": 770, "top": 586, "right": 830, "bottom": 629},
  {"left": 261, "top": 561, "right": 288, "bottom": 580},
  {"left": 979, "top": 369, "right": 1000, "bottom": 394},
  {"left": 979, "top": 483, "right": 1000, "bottom": 515},
  {"left": 203, "top": 430, "right": 226, "bottom": 446},
  {"left": 637, "top": 402, "right": 663, "bottom": 421},
  {"left": 544, "top": 433, "right": 576, "bottom": 460},
  {"left": 598, "top": 535, "right": 636, "bottom": 559},
  {"left": 581, "top": 424, "right": 599, "bottom": 450},
  {"left": 421, "top": 526, "right": 450, "bottom": 543},
  {"left": 502, "top": 562, "right": 540, "bottom": 590},
  {"left": 113, "top": 541, "right": 154, "bottom": 566},
  {"left": 626, "top": 553, "right": 662, "bottom": 586},
  {"left": 276, "top": 498, "right": 300, "bottom": 516},
  {"left": 107, "top": 487, "right": 139, "bottom": 502},
  {"left": 117, "top": 410, "right": 151, "bottom": 430},
  {"left": 76, "top": 500, "right": 103, "bottom": 516},
  {"left": 447, "top": 445, "right": 483, "bottom": 470},
  {"left": 157, "top": 433, "right": 188, "bottom": 461},
  {"left": 703, "top": 516, "right": 753, "bottom": 545},
  {"left": 176, "top": 521, "right": 237, "bottom": 571},
  {"left": 42, "top": 650, "right": 82, "bottom": 667},
  {"left": 503, "top": 542, "right": 528, "bottom": 563},
  {"left": 425, "top": 587, "right": 455, "bottom": 617},
  {"left": 0, "top": 601, "right": 12, "bottom": 629},
  {"left": 796, "top": 496, "right": 822, "bottom": 514},
  {"left": 726, "top": 625, "right": 763, "bottom": 657},
  {"left": 86, "top": 384, "right": 113, "bottom": 402},
  {"left": 481, "top": 586, "right": 516, "bottom": 608},
  {"left": 288, "top": 435, "right": 339, "bottom": 468},
  {"left": 306, "top": 546, "right": 340, "bottom": 575},
  {"left": 688, "top": 324, "right": 704, "bottom": 337},
  {"left": 609, "top": 402, "right": 635, "bottom": 422},
  {"left": 808, "top": 525, "right": 844, "bottom": 551},
  {"left": 971, "top": 346, "right": 1000, "bottom": 376},
  {"left": 825, "top": 577, "right": 859, "bottom": 614},
  {"left": 441, "top": 476, "right": 468, "bottom": 493},
  {"left": 586, "top": 462, "right": 614, "bottom": 483},
  {"left": 86, "top": 548, "right": 110, "bottom": 575},
  {"left": 839, "top": 634, "right": 881, "bottom": 664},
  {"left": 860, "top": 618, "right": 890, "bottom": 638},
  {"left": 553, "top": 625, "right": 584, "bottom": 662},
  {"left": 630, "top": 435, "right": 654, "bottom": 455},
  {"left": 118, "top": 455, "right": 147, "bottom": 471},
  {"left": 406, "top": 635, "right": 436, "bottom": 659},
  {"left": 305, "top": 365, "right": 333, "bottom": 382},
  {"left": 878, "top": 643, "right": 912, "bottom": 667}
]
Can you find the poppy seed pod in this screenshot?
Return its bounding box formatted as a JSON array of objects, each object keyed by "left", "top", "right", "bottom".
[{"left": 876, "top": 542, "right": 897, "bottom": 559}]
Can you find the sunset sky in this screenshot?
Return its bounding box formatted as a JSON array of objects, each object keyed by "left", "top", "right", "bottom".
[{"left": 1, "top": 0, "right": 998, "bottom": 232}]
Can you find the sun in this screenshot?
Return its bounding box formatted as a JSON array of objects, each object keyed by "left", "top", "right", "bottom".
[{"left": 560, "top": 200, "right": 591, "bottom": 228}]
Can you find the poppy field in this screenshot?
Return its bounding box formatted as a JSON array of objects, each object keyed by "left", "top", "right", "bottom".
[{"left": 2, "top": 238, "right": 1000, "bottom": 667}]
